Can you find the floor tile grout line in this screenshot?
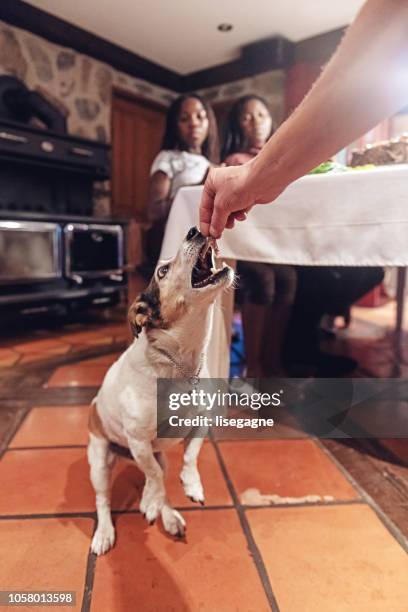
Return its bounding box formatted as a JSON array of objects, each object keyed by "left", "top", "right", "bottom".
[
  {"left": 241, "top": 498, "right": 365, "bottom": 510},
  {"left": 316, "top": 439, "right": 408, "bottom": 554},
  {"left": 112, "top": 505, "right": 235, "bottom": 514},
  {"left": 81, "top": 519, "right": 97, "bottom": 612},
  {"left": 0, "top": 499, "right": 371, "bottom": 521},
  {"left": 8, "top": 441, "right": 333, "bottom": 452},
  {"left": 7, "top": 445, "right": 88, "bottom": 451},
  {"left": 0, "top": 390, "right": 99, "bottom": 402},
  {"left": 0, "top": 512, "right": 97, "bottom": 520},
  {"left": 0, "top": 508, "right": 236, "bottom": 521},
  {"left": 209, "top": 435, "right": 280, "bottom": 612},
  {"left": 213, "top": 437, "right": 311, "bottom": 444},
  {"left": 0, "top": 388, "right": 101, "bottom": 396},
  {"left": 33, "top": 403, "right": 94, "bottom": 408}
]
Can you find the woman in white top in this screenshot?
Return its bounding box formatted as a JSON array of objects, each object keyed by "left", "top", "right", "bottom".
[{"left": 141, "top": 94, "right": 219, "bottom": 277}]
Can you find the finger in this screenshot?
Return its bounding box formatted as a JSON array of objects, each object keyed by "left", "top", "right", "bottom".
[
  {"left": 199, "top": 178, "right": 215, "bottom": 237},
  {"left": 233, "top": 205, "right": 254, "bottom": 222},
  {"left": 209, "top": 195, "right": 231, "bottom": 238},
  {"left": 226, "top": 212, "right": 241, "bottom": 227},
  {"left": 225, "top": 216, "right": 235, "bottom": 229}
]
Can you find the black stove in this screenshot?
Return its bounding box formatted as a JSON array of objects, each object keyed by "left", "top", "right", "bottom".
[{"left": 0, "top": 76, "right": 128, "bottom": 318}]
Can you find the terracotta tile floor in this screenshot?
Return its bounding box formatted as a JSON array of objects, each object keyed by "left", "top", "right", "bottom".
[
  {"left": 0, "top": 518, "right": 93, "bottom": 603},
  {"left": 9, "top": 405, "right": 90, "bottom": 447},
  {"left": 1, "top": 399, "right": 407, "bottom": 609},
  {"left": 0, "top": 320, "right": 127, "bottom": 368},
  {"left": 247, "top": 504, "right": 408, "bottom": 612},
  {"left": 91, "top": 512, "right": 270, "bottom": 612},
  {"left": 0, "top": 305, "right": 407, "bottom": 610},
  {"left": 218, "top": 439, "right": 358, "bottom": 503},
  {"left": 44, "top": 364, "right": 110, "bottom": 388}
]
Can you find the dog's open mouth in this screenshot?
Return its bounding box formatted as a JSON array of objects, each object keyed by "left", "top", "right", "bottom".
[{"left": 191, "top": 239, "right": 226, "bottom": 288}]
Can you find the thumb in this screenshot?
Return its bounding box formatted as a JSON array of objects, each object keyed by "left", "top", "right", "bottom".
[{"left": 199, "top": 176, "right": 215, "bottom": 236}]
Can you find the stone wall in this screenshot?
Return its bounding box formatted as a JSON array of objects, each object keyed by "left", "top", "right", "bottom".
[{"left": 0, "top": 22, "right": 175, "bottom": 143}]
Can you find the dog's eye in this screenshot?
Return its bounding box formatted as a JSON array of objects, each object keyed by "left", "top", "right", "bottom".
[{"left": 157, "top": 265, "right": 169, "bottom": 279}]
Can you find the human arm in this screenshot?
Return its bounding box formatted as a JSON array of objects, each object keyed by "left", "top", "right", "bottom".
[
  {"left": 200, "top": 0, "right": 408, "bottom": 237},
  {"left": 146, "top": 170, "right": 172, "bottom": 223}
]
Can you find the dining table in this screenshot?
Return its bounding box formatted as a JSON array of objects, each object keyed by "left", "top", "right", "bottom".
[{"left": 160, "top": 165, "right": 408, "bottom": 376}]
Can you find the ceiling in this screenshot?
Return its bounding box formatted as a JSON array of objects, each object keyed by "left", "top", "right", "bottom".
[{"left": 26, "top": 0, "right": 365, "bottom": 74}]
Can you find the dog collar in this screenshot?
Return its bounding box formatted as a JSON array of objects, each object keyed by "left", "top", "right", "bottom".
[{"left": 154, "top": 347, "right": 203, "bottom": 385}]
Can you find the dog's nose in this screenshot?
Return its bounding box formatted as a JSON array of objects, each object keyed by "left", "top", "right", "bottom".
[{"left": 186, "top": 226, "right": 200, "bottom": 241}]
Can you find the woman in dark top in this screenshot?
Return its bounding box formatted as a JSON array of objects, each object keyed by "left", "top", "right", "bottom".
[{"left": 223, "top": 95, "right": 297, "bottom": 377}]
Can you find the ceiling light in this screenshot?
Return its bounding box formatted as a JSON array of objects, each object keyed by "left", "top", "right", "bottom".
[{"left": 217, "top": 23, "right": 233, "bottom": 32}]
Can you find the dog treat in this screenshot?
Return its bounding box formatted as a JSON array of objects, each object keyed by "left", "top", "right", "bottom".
[
  {"left": 208, "top": 237, "right": 219, "bottom": 257},
  {"left": 200, "top": 237, "right": 219, "bottom": 260}
]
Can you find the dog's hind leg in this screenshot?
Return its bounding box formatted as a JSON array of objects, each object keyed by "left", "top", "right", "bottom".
[
  {"left": 180, "top": 437, "right": 205, "bottom": 505},
  {"left": 87, "top": 433, "right": 116, "bottom": 555}
]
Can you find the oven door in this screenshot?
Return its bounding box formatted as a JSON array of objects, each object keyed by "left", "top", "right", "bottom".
[
  {"left": 0, "top": 220, "right": 61, "bottom": 283},
  {"left": 64, "top": 223, "right": 124, "bottom": 280}
]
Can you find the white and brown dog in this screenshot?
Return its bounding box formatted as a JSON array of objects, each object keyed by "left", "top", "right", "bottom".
[{"left": 87, "top": 226, "right": 234, "bottom": 554}]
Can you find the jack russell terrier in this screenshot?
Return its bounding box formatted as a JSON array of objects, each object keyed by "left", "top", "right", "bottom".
[{"left": 87, "top": 226, "right": 234, "bottom": 554}]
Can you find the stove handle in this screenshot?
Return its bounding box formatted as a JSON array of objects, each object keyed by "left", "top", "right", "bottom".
[
  {"left": 71, "top": 274, "right": 83, "bottom": 285},
  {"left": 69, "top": 146, "right": 94, "bottom": 158},
  {"left": 0, "top": 131, "right": 28, "bottom": 144}
]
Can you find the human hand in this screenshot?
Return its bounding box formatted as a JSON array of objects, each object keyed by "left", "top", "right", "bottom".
[{"left": 199, "top": 163, "right": 256, "bottom": 238}]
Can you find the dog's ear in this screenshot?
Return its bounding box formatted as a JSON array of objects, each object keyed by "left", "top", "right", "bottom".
[
  {"left": 128, "top": 279, "right": 162, "bottom": 338},
  {"left": 128, "top": 299, "right": 149, "bottom": 338}
]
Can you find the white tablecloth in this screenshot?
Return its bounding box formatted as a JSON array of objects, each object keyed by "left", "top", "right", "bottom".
[{"left": 160, "top": 165, "right": 408, "bottom": 267}]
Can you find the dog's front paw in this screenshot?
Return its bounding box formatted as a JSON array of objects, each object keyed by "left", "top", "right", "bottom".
[
  {"left": 91, "top": 522, "right": 115, "bottom": 555},
  {"left": 161, "top": 505, "right": 186, "bottom": 538},
  {"left": 142, "top": 498, "right": 163, "bottom": 524},
  {"left": 140, "top": 485, "right": 165, "bottom": 524},
  {"left": 180, "top": 469, "right": 205, "bottom": 505}
]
